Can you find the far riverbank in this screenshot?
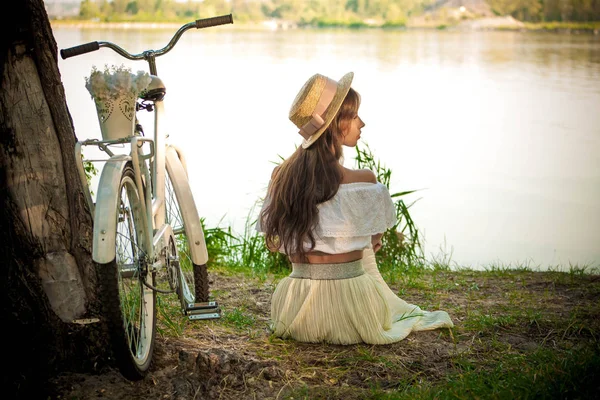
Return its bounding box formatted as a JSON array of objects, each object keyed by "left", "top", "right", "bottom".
[{"left": 50, "top": 18, "right": 600, "bottom": 34}]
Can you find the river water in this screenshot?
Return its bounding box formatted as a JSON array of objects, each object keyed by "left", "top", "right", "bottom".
[{"left": 53, "top": 26, "right": 600, "bottom": 270}]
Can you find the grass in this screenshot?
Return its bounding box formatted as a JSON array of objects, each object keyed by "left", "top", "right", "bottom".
[
  {"left": 151, "top": 256, "right": 600, "bottom": 399},
  {"left": 156, "top": 295, "right": 187, "bottom": 337},
  {"left": 389, "top": 345, "right": 600, "bottom": 400}
]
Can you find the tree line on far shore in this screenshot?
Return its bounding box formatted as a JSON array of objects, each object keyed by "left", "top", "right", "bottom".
[{"left": 74, "top": 0, "right": 600, "bottom": 27}]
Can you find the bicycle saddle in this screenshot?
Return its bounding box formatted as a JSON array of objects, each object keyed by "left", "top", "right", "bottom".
[{"left": 141, "top": 75, "right": 166, "bottom": 102}]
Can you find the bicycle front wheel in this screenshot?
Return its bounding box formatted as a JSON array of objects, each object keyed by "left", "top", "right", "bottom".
[
  {"left": 98, "top": 165, "right": 156, "bottom": 381},
  {"left": 165, "top": 146, "right": 209, "bottom": 308}
]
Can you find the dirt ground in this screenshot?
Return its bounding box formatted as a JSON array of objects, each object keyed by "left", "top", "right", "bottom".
[{"left": 48, "top": 269, "right": 600, "bottom": 399}]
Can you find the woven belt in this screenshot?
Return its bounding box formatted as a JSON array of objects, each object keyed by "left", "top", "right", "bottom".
[{"left": 289, "top": 259, "right": 365, "bottom": 280}]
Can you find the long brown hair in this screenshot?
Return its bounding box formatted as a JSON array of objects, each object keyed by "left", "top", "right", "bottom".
[{"left": 260, "top": 88, "right": 360, "bottom": 260}]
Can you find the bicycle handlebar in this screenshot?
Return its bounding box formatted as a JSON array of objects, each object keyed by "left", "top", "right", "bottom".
[
  {"left": 60, "top": 14, "right": 234, "bottom": 60},
  {"left": 195, "top": 14, "right": 233, "bottom": 29}
]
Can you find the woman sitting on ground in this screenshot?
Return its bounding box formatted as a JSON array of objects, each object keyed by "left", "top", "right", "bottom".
[{"left": 257, "top": 72, "right": 453, "bottom": 344}]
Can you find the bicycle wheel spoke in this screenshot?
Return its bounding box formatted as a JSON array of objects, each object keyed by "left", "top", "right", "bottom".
[
  {"left": 164, "top": 168, "right": 197, "bottom": 305},
  {"left": 117, "top": 193, "right": 144, "bottom": 355}
]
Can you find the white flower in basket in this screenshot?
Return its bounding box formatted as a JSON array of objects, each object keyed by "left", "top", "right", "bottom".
[{"left": 85, "top": 64, "right": 152, "bottom": 140}]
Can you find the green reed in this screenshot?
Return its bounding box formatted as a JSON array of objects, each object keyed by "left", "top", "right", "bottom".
[
  {"left": 354, "top": 142, "right": 425, "bottom": 274},
  {"left": 202, "top": 142, "right": 425, "bottom": 276},
  {"left": 201, "top": 206, "right": 290, "bottom": 277},
  {"left": 82, "top": 156, "right": 98, "bottom": 196}
]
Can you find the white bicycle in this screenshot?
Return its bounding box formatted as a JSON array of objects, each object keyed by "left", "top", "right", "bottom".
[{"left": 60, "top": 14, "right": 233, "bottom": 380}]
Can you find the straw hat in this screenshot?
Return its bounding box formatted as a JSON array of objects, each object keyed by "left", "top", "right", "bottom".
[{"left": 289, "top": 72, "right": 354, "bottom": 149}]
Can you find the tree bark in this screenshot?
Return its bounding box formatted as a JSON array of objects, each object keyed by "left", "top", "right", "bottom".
[{"left": 1, "top": 1, "right": 109, "bottom": 397}]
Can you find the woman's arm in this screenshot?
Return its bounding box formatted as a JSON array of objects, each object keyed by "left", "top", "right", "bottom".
[
  {"left": 266, "top": 241, "right": 279, "bottom": 253},
  {"left": 372, "top": 233, "right": 383, "bottom": 253},
  {"left": 265, "top": 235, "right": 281, "bottom": 253}
]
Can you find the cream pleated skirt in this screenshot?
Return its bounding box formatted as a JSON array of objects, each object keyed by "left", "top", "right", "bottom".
[{"left": 270, "top": 249, "right": 454, "bottom": 345}]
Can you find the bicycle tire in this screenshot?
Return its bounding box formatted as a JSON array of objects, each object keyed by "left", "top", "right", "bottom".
[
  {"left": 98, "top": 165, "right": 156, "bottom": 381},
  {"left": 165, "top": 147, "right": 210, "bottom": 307}
]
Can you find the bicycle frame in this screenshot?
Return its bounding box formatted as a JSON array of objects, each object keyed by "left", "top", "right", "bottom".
[{"left": 70, "top": 16, "right": 232, "bottom": 268}]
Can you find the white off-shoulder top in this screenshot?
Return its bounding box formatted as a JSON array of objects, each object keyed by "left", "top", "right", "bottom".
[{"left": 256, "top": 182, "right": 397, "bottom": 254}]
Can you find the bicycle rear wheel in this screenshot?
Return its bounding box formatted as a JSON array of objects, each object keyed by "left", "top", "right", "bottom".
[
  {"left": 98, "top": 165, "right": 156, "bottom": 381},
  {"left": 165, "top": 146, "right": 210, "bottom": 308}
]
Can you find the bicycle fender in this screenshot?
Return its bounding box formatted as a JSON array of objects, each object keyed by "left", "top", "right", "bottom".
[
  {"left": 165, "top": 147, "right": 209, "bottom": 265},
  {"left": 168, "top": 144, "right": 188, "bottom": 176},
  {"left": 93, "top": 155, "right": 132, "bottom": 264}
]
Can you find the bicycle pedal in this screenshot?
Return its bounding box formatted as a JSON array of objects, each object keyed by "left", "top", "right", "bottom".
[
  {"left": 188, "top": 307, "right": 221, "bottom": 320},
  {"left": 187, "top": 306, "right": 220, "bottom": 314},
  {"left": 189, "top": 312, "right": 220, "bottom": 321},
  {"left": 186, "top": 301, "right": 221, "bottom": 320},
  {"left": 187, "top": 301, "right": 219, "bottom": 310}
]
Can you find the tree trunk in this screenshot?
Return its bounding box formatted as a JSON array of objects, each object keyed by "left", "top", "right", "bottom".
[{"left": 1, "top": 1, "right": 109, "bottom": 397}]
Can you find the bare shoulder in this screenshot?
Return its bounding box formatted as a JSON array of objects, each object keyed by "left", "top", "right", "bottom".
[{"left": 341, "top": 167, "right": 377, "bottom": 184}]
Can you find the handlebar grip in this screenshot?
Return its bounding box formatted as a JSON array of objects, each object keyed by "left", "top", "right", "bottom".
[
  {"left": 60, "top": 42, "right": 100, "bottom": 59},
  {"left": 195, "top": 14, "right": 233, "bottom": 29}
]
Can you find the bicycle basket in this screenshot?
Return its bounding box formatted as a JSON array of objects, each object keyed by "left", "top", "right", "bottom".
[
  {"left": 94, "top": 94, "right": 137, "bottom": 140},
  {"left": 85, "top": 65, "right": 151, "bottom": 141}
]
